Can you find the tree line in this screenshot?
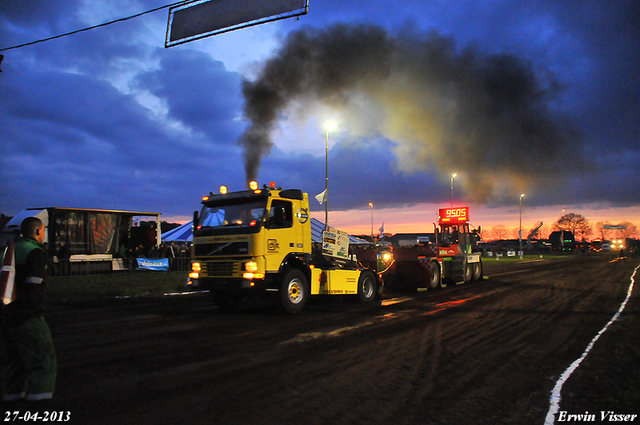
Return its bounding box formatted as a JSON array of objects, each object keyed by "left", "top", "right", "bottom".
[{"left": 482, "top": 212, "right": 638, "bottom": 242}]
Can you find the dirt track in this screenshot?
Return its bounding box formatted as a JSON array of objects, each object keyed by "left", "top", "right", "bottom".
[{"left": 46, "top": 255, "right": 640, "bottom": 425}]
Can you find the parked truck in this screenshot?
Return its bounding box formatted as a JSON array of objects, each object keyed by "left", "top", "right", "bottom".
[
  {"left": 384, "top": 206, "right": 483, "bottom": 291},
  {"left": 187, "top": 181, "right": 381, "bottom": 313},
  {"left": 549, "top": 230, "right": 575, "bottom": 252}
]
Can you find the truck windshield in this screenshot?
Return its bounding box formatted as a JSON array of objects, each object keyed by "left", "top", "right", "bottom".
[{"left": 196, "top": 200, "right": 266, "bottom": 236}]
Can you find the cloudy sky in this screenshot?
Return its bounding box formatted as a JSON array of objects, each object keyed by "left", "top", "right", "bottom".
[{"left": 1, "top": 0, "right": 638, "bottom": 236}]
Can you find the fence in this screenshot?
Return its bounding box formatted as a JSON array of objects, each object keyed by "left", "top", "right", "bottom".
[{"left": 49, "top": 255, "right": 192, "bottom": 276}]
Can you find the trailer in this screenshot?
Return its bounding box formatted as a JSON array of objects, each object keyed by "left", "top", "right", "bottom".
[{"left": 0, "top": 207, "right": 161, "bottom": 273}]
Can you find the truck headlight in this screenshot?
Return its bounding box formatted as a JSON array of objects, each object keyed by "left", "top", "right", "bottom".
[
  {"left": 245, "top": 261, "right": 258, "bottom": 272},
  {"left": 381, "top": 251, "right": 393, "bottom": 264},
  {"left": 191, "top": 262, "right": 201, "bottom": 272}
]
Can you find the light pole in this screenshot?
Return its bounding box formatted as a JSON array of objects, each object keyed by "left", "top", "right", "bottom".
[
  {"left": 519, "top": 193, "right": 525, "bottom": 259},
  {"left": 450, "top": 173, "right": 457, "bottom": 207},
  {"left": 369, "top": 202, "right": 374, "bottom": 241},
  {"left": 325, "top": 121, "right": 336, "bottom": 231}
]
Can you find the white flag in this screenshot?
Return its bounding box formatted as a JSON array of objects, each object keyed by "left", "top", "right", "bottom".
[{"left": 315, "top": 189, "right": 328, "bottom": 205}]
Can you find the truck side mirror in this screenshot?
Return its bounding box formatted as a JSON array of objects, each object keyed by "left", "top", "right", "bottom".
[{"left": 192, "top": 211, "right": 198, "bottom": 230}]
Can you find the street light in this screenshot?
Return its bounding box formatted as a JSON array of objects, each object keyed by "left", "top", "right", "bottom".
[
  {"left": 450, "top": 173, "right": 457, "bottom": 207},
  {"left": 324, "top": 121, "right": 337, "bottom": 231},
  {"left": 519, "top": 193, "right": 525, "bottom": 259},
  {"left": 369, "top": 202, "right": 374, "bottom": 240}
]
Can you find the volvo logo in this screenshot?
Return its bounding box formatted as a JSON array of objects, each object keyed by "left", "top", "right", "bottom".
[{"left": 296, "top": 208, "right": 309, "bottom": 223}]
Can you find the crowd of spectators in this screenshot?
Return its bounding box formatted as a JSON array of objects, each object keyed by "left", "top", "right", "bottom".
[{"left": 118, "top": 242, "right": 191, "bottom": 272}]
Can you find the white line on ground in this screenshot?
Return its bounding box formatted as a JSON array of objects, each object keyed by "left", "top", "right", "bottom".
[{"left": 544, "top": 264, "right": 639, "bottom": 425}]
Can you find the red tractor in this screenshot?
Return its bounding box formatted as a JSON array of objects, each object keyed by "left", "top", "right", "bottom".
[{"left": 384, "top": 207, "right": 483, "bottom": 291}]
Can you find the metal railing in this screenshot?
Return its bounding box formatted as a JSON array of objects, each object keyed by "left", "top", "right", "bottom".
[{"left": 49, "top": 256, "right": 191, "bottom": 276}]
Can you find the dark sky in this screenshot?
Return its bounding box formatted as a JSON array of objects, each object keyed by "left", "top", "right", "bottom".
[{"left": 1, "top": 0, "right": 638, "bottom": 224}]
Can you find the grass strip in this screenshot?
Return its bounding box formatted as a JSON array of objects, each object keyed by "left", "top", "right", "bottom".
[{"left": 47, "top": 271, "right": 190, "bottom": 305}]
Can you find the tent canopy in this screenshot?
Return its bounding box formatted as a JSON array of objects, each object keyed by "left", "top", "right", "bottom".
[
  {"left": 309, "top": 218, "right": 373, "bottom": 245},
  {"left": 162, "top": 218, "right": 372, "bottom": 245},
  {"left": 161, "top": 221, "right": 193, "bottom": 243}
]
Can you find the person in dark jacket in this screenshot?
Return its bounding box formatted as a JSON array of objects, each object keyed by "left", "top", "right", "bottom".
[{"left": 2, "top": 217, "right": 56, "bottom": 412}]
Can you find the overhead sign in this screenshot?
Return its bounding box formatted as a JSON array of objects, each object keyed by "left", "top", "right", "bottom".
[
  {"left": 166, "top": 0, "right": 309, "bottom": 48},
  {"left": 439, "top": 207, "right": 470, "bottom": 225}
]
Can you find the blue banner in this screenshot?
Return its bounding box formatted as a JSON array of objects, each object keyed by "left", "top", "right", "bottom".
[{"left": 136, "top": 258, "right": 169, "bottom": 271}]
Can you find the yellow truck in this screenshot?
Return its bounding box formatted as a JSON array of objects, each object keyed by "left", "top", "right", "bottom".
[{"left": 188, "top": 181, "right": 380, "bottom": 313}]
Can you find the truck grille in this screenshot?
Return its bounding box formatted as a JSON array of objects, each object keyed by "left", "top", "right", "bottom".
[
  {"left": 195, "top": 242, "right": 249, "bottom": 257},
  {"left": 202, "top": 261, "right": 241, "bottom": 277}
]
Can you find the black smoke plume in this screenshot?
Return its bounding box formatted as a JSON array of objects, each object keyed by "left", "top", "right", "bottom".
[{"left": 238, "top": 23, "right": 583, "bottom": 202}]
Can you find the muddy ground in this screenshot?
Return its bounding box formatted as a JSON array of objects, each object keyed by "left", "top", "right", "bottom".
[{"left": 43, "top": 254, "right": 640, "bottom": 424}]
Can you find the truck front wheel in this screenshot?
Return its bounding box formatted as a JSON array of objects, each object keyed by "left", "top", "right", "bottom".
[
  {"left": 358, "top": 270, "right": 377, "bottom": 303},
  {"left": 280, "top": 269, "right": 309, "bottom": 314}
]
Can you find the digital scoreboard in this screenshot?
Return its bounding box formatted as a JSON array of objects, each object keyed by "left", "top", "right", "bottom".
[{"left": 439, "top": 207, "right": 470, "bottom": 224}]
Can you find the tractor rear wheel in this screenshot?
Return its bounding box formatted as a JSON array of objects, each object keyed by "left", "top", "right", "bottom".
[
  {"left": 429, "top": 261, "right": 441, "bottom": 289},
  {"left": 472, "top": 261, "right": 483, "bottom": 281},
  {"left": 463, "top": 261, "right": 473, "bottom": 283}
]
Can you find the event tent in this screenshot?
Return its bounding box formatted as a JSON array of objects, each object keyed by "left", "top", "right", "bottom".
[
  {"left": 162, "top": 218, "right": 372, "bottom": 245},
  {"left": 161, "top": 221, "right": 193, "bottom": 243},
  {"left": 309, "top": 218, "right": 373, "bottom": 245}
]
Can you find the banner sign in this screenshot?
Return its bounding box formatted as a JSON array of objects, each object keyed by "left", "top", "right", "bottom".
[
  {"left": 136, "top": 258, "right": 169, "bottom": 271},
  {"left": 53, "top": 211, "right": 120, "bottom": 255},
  {"left": 322, "top": 227, "right": 350, "bottom": 259}
]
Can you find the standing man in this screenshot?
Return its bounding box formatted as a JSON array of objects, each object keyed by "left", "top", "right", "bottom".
[{"left": 2, "top": 217, "right": 56, "bottom": 411}]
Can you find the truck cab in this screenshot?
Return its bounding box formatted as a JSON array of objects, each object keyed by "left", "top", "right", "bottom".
[{"left": 189, "top": 182, "right": 379, "bottom": 313}]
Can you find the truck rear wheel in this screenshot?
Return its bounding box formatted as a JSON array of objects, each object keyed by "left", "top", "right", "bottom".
[
  {"left": 429, "top": 261, "right": 441, "bottom": 289},
  {"left": 358, "top": 270, "right": 377, "bottom": 303},
  {"left": 280, "top": 269, "right": 309, "bottom": 314}
]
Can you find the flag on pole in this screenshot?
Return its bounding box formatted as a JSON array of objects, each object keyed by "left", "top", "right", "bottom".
[
  {"left": 378, "top": 223, "right": 385, "bottom": 239},
  {"left": 315, "top": 189, "right": 328, "bottom": 205}
]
